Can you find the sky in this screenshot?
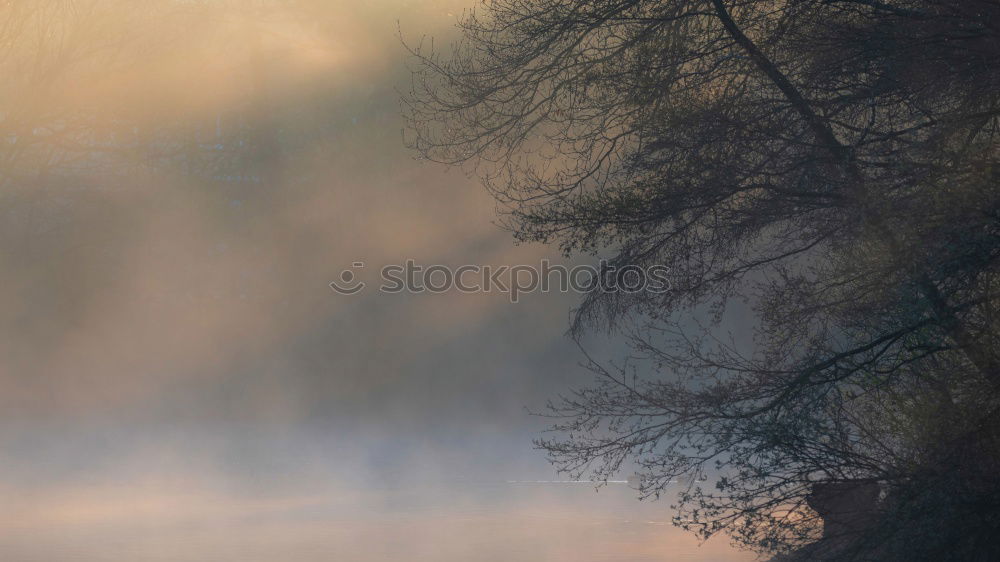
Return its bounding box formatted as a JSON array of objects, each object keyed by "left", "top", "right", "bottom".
[{"left": 0, "top": 2, "right": 750, "bottom": 560}]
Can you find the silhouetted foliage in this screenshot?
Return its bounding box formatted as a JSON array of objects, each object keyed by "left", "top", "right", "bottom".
[{"left": 405, "top": 0, "right": 1000, "bottom": 557}]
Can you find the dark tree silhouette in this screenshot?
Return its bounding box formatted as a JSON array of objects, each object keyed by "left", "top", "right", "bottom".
[{"left": 405, "top": 0, "right": 1000, "bottom": 558}]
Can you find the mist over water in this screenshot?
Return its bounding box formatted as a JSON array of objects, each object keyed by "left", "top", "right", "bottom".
[{"left": 0, "top": 2, "right": 748, "bottom": 560}]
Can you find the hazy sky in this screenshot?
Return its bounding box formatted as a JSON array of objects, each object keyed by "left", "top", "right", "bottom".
[{"left": 0, "top": 2, "right": 749, "bottom": 560}]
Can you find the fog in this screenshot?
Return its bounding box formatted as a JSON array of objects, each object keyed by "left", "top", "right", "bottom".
[{"left": 0, "top": 2, "right": 748, "bottom": 560}]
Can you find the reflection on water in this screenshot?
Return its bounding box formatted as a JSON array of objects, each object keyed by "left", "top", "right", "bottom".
[
  {"left": 0, "top": 426, "right": 747, "bottom": 561},
  {"left": 0, "top": 473, "right": 746, "bottom": 562}
]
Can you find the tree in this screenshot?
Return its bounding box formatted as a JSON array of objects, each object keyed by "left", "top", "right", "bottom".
[{"left": 404, "top": 0, "right": 1000, "bottom": 557}]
